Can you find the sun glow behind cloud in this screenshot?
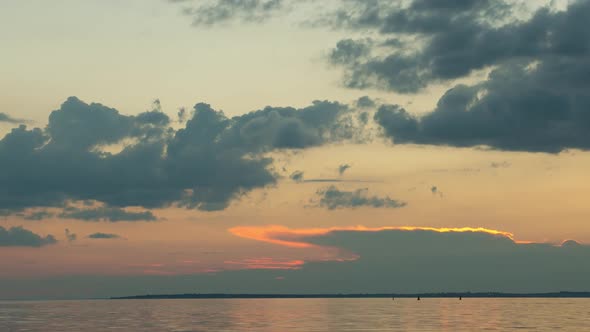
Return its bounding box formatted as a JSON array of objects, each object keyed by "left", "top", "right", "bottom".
[
  {"left": 229, "top": 225, "right": 518, "bottom": 249},
  {"left": 224, "top": 258, "right": 305, "bottom": 270}
]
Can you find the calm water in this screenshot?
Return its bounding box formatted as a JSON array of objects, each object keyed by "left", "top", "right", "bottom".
[{"left": 1, "top": 298, "right": 589, "bottom": 331}]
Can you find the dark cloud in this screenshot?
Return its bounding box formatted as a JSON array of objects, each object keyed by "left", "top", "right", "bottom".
[
  {"left": 45, "top": 97, "right": 167, "bottom": 151},
  {"left": 0, "top": 97, "right": 362, "bottom": 214},
  {"left": 135, "top": 110, "right": 170, "bottom": 127},
  {"left": 292, "top": 228, "right": 590, "bottom": 293},
  {"left": 23, "top": 210, "right": 54, "bottom": 221},
  {"left": 0, "top": 113, "right": 26, "bottom": 124},
  {"left": 0, "top": 226, "right": 56, "bottom": 247},
  {"left": 375, "top": 57, "right": 590, "bottom": 152},
  {"left": 169, "top": 0, "right": 590, "bottom": 96},
  {"left": 327, "top": 0, "right": 590, "bottom": 93},
  {"left": 166, "top": 1, "right": 590, "bottom": 153},
  {"left": 224, "top": 100, "right": 364, "bottom": 150},
  {"left": 431, "top": 186, "right": 443, "bottom": 197},
  {"left": 329, "top": 38, "right": 372, "bottom": 66},
  {"left": 64, "top": 229, "right": 77, "bottom": 243},
  {"left": 355, "top": 96, "right": 376, "bottom": 109},
  {"left": 171, "top": 0, "right": 286, "bottom": 26},
  {"left": 338, "top": 164, "right": 351, "bottom": 175},
  {"left": 5, "top": 228, "right": 590, "bottom": 298},
  {"left": 290, "top": 171, "right": 305, "bottom": 182},
  {"left": 313, "top": 186, "right": 406, "bottom": 209},
  {"left": 224, "top": 226, "right": 590, "bottom": 294},
  {"left": 177, "top": 108, "right": 187, "bottom": 123},
  {"left": 87, "top": 233, "right": 121, "bottom": 239},
  {"left": 278, "top": 1, "right": 589, "bottom": 153},
  {"left": 368, "top": 3, "right": 590, "bottom": 154},
  {"left": 59, "top": 207, "right": 157, "bottom": 222}
]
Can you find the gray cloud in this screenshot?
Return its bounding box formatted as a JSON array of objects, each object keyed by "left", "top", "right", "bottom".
[
  {"left": 338, "top": 164, "right": 351, "bottom": 175},
  {"left": 177, "top": 107, "right": 187, "bottom": 123},
  {"left": 290, "top": 170, "right": 305, "bottom": 182},
  {"left": 327, "top": 0, "right": 590, "bottom": 93},
  {"left": 225, "top": 100, "right": 364, "bottom": 150},
  {"left": 171, "top": 0, "right": 286, "bottom": 26},
  {"left": 431, "top": 186, "right": 443, "bottom": 197},
  {"left": 166, "top": 0, "right": 590, "bottom": 153},
  {"left": 0, "top": 97, "right": 363, "bottom": 214},
  {"left": 64, "top": 229, "right": 77, "bottom": 243},
  {"left": 289, "top": 228, "right": 590, "bottom": 293},
  {"left": 87, "top": 232, "right": 121, "bottom": 239},
  {"left": 59, "top": 207, "right": 157, "bottom": 223},
  {"left": 5, "top": 228, "right": 590, "bottom": 299},
  {"left": 0, "top": 113, "right": 26, "bottom": 124},
  {"left": 170, "top": 0, "right": 590, "bottom": 96},
  {"left": 355, "top": 96, "right": 376, "bottom": 109},
  {"left": 23, "top": 210, "right": 54, "bottom": 221},
  {"left": 330, "top": 2, "right": 590, "bottom": 154},
  {"left": 374, "top": 56, "right": 590, "bottom": 152},
  {"left": 314, "top": 186, "right": 406, "bottom": 209},
  {"left": 0, "top": 226, "right": 57, "bottom": 247}
]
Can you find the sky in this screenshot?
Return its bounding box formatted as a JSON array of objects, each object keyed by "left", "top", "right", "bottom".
[{"left": 1, "top": 0, "right": 590, "bottom": 300}]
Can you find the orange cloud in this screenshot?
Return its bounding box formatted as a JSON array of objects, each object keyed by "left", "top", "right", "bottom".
[
  {"left": 229, "top": 225, "right": 517, "bottom": 249},
  {"left": 224, "top": 258, "right": 305, "bottom": 270}
]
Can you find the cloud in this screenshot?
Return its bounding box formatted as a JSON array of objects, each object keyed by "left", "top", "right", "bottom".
[
  {"left": 229, "top": 225, "right": 516, "bottom": 249},
  {"left": 87, "top": 232, "right": 120, "bottom": 239},
  {"left": 313, "top": 186, "right": 406, "bottom": 209},
  {"left": 0, "top": 226, "right": 57, "bottom": 247},
  {"left": 224, "top": 225, "right": 590, "bottom": 293},
  {"left": 355, "top": 96, "right": 376, "bottom": 109},
  {"left": 224, "top": 258, "right": 304, "bottom": 270},
  {"left": 0, "top": 97, "right": 363, "bottom": 214},
  {"left": 226, "top": 100, "right": 365, "bottom": 150},
  {"left": 326, "top": 0, "right": 589, "bottom": 92},
  {"left": 290, "top": 170, "right": 305, "bottom": 182},
  {"left": 321, "top": 1, "right": 590, "bottom": 153},
  {"left": 23, "top": 210, "right": 54, "bottom": 221},
  {"left": 169, "top": 0, "right": 590, "bottom": 95},
  {"left": 177, "top": 108, "right": 187, "bottom": 123},
  {"left": 374, "top": 57, "right": 590, "bottom": 152},
  {"left": 338, "top": 164, "right": 351, "bottom": 175},
  {"left": 0, "top": 113, "right": 26, "bottom": 124},
  {"left": 5, "top": 226, "right": 590, "bottom": 299},
  {"left": 431, "top": 186, "right": 443, "bottom": 197},
  {"left": 59, "top": 207, "right": 157, "bottom": 222},
  {"left": 166, "top": 1, "right": 590, "bottom": 153},
  {"left": 289, "top": 170, "right": 357, "bottom": 184},
  {"left": 64, "top": 229, "right": 77, "bottom": 243},
  {"left": 170, "top": 0, "right": 287, "bottom": 26}
]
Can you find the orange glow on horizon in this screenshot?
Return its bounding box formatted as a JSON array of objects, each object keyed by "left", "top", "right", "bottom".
[{"left": 228, "top": 225, "right": 517, "bottom": 248}]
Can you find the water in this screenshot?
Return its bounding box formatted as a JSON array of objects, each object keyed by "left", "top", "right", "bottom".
[{"left": 1, "top": 298, "right": 589, "bottom": 331}]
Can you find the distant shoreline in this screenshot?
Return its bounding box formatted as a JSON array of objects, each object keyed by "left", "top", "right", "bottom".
[{"left": 111, "top": 292, "right": 590, "bottom": 300}]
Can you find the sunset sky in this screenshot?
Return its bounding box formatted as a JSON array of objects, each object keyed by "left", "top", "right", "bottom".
[{"left": 2, "top": 0, "right": 590, "bottom": 299}]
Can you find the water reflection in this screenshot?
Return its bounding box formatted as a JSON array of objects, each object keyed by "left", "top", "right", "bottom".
[{"left": 0, "top": 298, "right": 589, "bottom": 331}]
